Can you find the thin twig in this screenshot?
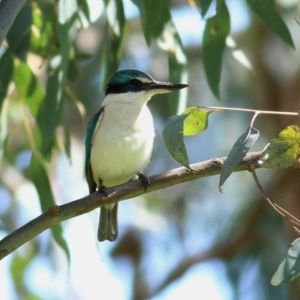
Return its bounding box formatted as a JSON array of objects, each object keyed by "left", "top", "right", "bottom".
[
  {"left": 199, "top": 106, "right": 300, "bottom": 117},
  {"left": 249, "top": 165, "right": 300, "bottom": 235}
]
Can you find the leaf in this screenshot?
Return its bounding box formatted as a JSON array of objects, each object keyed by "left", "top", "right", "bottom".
[
  {"left": 246, "top": 0, "right": 294, "bottom": 48},
  {"left": 58, "top": 0, "right": 78, "bottom": 90},
  {"left": 77, "top": 0, "right": 103, "bottom": 24},
  {"left": 132, "top": 0, "right": 186, "bottom": 115},
  {"left": 28, "top": 153, "right": 70, "bottom": 262},
  {"left": 162, "top": 114, "right": 190, "bottom": 168},
  {"left": 13, "top": 58, "right": 44, "bottom": 116},
  {"left": 61, "top": 101, "right": 71, "bottom": 158},
  {"left": 6, "top": 4, "right": 32, "bottom": 60},
  {"left": 100, "top": 0, "right": 125, "bottom": 87},
  {"left": 104, "top": 0, "right": 125, "bottom": 37},
  {"left": 196, "top": 0, "right": 213, "bottom": 17},
  {"left": 182, "top": 107, "right": 211, "bottom": 136},
  {"left": 131, "top": 0, "right": 171, "bottom": 46},
  {"left": 271, "top": 238, "right": 300, "bottom": 285},
  {"left": 31, "top": 3, "right": 56, "bottom": 57},
  {"left": 259, "top": 125, "right": 300, "bottom": 169},
  {"left": 157, "top": 20, "right": 188, "bottom": 115},
  {"left": 203, "top": 0, "right": 230, "bottom": 99},
  {"left": 10, "top": 251, "right": 37, "bottom": 287},
  {"left": 37, "top": 70, "right": 61, "bottom": 157},
  {"left": 77, "top": 0, "right": 91, "bottom": 22},
  {"left": 219, "top": 127, "right": 259, "bottom": 190},
  {"left": 0, "top": 50, "right": 13, "bottom": 110},
  {"left": 37, "top": 0, "right": 79, "bottom": 157}
]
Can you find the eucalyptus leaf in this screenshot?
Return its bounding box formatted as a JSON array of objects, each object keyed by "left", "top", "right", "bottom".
[
  {"left": 203, "top": 1, "right": 230, "bottom": 99},
  {"left": 101, "top": 0, "right": 125, "bottom": 87},
  {"left": 13, "top": 59, "right": 44, "bottom": 116},
  {"left": 163, "top": 114, "right": 190, "bottom": 168},
  {"left": 131, "top": 0, "right": 171, "bottom": 46},
  {"left": 6, "top": 5, "right": 32, "bottom": 60},
  {"left": 182, "top": 107, "right": 211, "bottom": 136},
  {"left": 0, "top": 50, "right": 13, "bottom": 110},
  {"left": 105, "top": 0, "right": 125, "bottom": 37},
  {"left": 246, "top": 0, "right": 294, "bottom": 48},
  {"left": 271, "top": 238, "right": 300, "bottom": 285},
  {"left": 37, "top": 70, "right": 61, "bottom": 157},
  {"left": 219, "top": 127, "right": 259, "bottom": 190},
  {"left": 259, "top": 125, "right": 300, "bottom": 168},
  {"left": 196, "top": 0, "right": 213, "bottom": 17},
  {"left": 28, "top": 153, "right": 70, "bottom": 262}
]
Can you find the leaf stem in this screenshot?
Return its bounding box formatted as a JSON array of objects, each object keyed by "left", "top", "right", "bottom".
[
  {"left": 249, "top": 112, "right": 259, "bottom": 128},
  {"left": 199, "top": 106, "right": 300, "bottom": 117}
]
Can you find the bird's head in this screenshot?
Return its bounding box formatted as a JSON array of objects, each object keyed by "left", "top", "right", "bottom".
[{"left": 103, "top": 69, "right": 190, "bottom": 105}]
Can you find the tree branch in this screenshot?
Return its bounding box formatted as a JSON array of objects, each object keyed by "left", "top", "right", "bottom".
[
  {"left": 0, "top": 151, "right": 294, "bottom": 260},
  {"left": 0, "top": 0, "right": 27, "bottom": 46}
]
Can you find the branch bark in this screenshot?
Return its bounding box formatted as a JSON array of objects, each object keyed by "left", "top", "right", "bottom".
[
  {"left": 0, "top": 0, "right": 27, "bottom": 46},
  {"left": 0, "top": 151, "right": 290, "bottom": 260}
]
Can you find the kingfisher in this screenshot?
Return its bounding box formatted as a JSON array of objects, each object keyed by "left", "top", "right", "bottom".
[{"left": 85, "top": 69, "right": 189, "bottom": 242}]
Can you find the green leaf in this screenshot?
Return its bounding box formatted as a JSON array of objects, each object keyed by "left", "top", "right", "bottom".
[
  {"left": 203, "top": 0, "right": 230, "bottom": 99},
  {"left": 0, "top": 50, "right": 13, "bottom": 110},
  {"left": 28, "top": 153, "right": 70, "bottom": 262},
  {"left": 158, "top": 21, "right": 188, "bottom": 115},
  {"left": 31, "top": 3, "right": 56, "bottom": 57},
  {"left": 131, "top": 0, "right": 186, "bottom": 116},
  {"left": 259, "top": 125, "right": 300, "bottom": 169},
  {"left": 219, "top": 127, "right": 259, "bottom": 189},
  {"left": 6, "top": 4, "right": 32, "bottom": 60},
  {"left": 13, "top": 58, "right": 44, "bottom": 116},
  {"left": 58, "top": 0, "right": 78, "bottom": 90},
  {"left": 37, "top": 70, "right": 61, "bottom": 157},
  {"left": 77, "top": 0, "right": 91, "bottom": 22},
  {"left": 246, "top": 0, "right": 294, "bottom": 48},
  {"left": 100, "top": 0, "right": 125, "bottom": 87},
  {"left": 131, "top": 0, "right": 171, "bottom": 46},
  {"left": 35, "top": 0, "right": 79, "bottom": 157},
  {"left": 104, "top": 0, "right": 125, "bottom": 37},
  {"left": 162, "top": 114, "right": 190, "bottom": 168},
  {"left": 271, "top": 238, "right": 300, "bottom": 285},
  {"left": 61, "top": 101, "right": 71, "bottom": 158},
  {"left": 10, "top": 251, "right": 37, "bottom": 290},
  {"left": 100, "top": 26, "right": 121, "bottom": 88},
  {"left": 182, "top": 107, "right": 211, "bottom": 136},
  {"left": 196, "top": 0, "right": 213, "bottom": 17},
  {"left": 76, "top": 0, "right": 103, "bottom": 24}
]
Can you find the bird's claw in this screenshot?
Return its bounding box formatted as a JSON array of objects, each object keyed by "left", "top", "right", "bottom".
[
  {"left": 137, "top": 172, "right": 150, "bottom": 191},
  {"left": 98, "top": 186, "right": 108, "bottom": 196}
]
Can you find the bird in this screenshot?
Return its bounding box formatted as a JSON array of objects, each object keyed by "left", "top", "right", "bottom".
[{"left": 85, "top": 69, "right": 189, "bottom": 242}]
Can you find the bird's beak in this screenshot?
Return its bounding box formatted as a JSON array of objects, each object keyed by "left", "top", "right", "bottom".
[{"left": 147, "top": 80, "right": 190, "bottom": 94}]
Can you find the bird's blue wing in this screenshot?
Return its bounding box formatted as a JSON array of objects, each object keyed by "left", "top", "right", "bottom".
[{"left": 85, "top": 107, "right": 104, "bottom": 193}]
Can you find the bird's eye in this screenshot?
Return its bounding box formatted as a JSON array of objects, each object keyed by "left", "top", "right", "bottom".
[{"left": 129, "top": 79, "right": 142, "bottom": 87}]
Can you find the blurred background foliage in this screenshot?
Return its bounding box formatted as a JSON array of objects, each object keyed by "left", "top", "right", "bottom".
[{"left": 1, "top": 0, "right": 300, "bottom": 299}]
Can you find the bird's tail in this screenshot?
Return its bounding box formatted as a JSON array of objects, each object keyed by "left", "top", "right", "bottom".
[{"left": 98, "top": 203, "right": 118, "bottom": 241}]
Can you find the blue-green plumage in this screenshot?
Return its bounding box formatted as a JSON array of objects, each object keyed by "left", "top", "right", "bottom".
[
  {"left": 85, "top": 69, "right": 189, "bottom": 242},
  {"left": 85, "top": 110, "right": 101, "bottom": 178}
]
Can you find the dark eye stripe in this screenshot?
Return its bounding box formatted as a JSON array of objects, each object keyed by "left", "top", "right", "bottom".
[
  {"left": 105, "top": 83, "right": 144, "bottom": 95},
  {"left": 129, "top": 79, "right": 142, "bottom": 87}
]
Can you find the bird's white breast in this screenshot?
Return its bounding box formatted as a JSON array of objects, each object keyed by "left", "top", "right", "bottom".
[{"left": 90, "top": 101, "right": 155, "bottom": 187}]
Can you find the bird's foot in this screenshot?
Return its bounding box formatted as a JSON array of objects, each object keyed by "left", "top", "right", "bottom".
[
  {"left": 137, "top": 172, "right": 150, "bottom": 191},
  {"left": 98, "top": 186, "right": 108, "bottom": 196}
]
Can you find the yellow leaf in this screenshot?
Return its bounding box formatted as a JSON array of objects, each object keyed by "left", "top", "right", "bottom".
[
  {"left": 181, "top": 107, "right": 211, "bottom": 136},
  {"left": 260, "top": 125, "right": 300, "bottom": 168}
]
